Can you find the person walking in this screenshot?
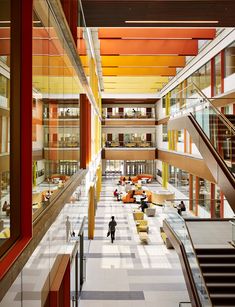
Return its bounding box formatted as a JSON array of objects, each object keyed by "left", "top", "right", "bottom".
[
  {"left": 108, "top": 216, "right": 117, "bottom": 243},
  {"left": 65, "top": 216, "right": 71, "bottom": 242}
]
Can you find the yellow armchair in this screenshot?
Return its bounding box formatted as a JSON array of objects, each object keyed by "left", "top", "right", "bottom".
[
  {"left": 133, "top": 211, "right": 144, "bottom": 221},
  {"left": 136, "top": 220, "right": 149, "bottom": 233}
]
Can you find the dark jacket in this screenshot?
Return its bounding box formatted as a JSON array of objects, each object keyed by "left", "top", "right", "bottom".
[{"left": 109, "top": 220, "right": 117, "bottom": 231}]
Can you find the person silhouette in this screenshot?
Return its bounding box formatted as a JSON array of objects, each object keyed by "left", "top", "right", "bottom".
[
  {"left": 65, "top": 216, "right": 71, "bottom": 242},
  {"left": 108, "top": 216, "right": 117, "bottom": 243}
]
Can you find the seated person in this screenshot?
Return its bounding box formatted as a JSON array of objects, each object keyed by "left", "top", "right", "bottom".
[
  {"left": 44, "top": 190, "right": 52, "bottom": 202},
  {"left": 138, "top": 191, "right": 148, "bottom": 212},
  {"left": 139, "top": 202, "right": 148, "bottom": 213},
  {"left": 177, "top": 201, "right": 186, "bottom": 215},
  {"left": 128, "top": 176, "right": 132, "bottom": 182},
  {"left": 114, "top": 189, "right": 122, "bottom": 201}
]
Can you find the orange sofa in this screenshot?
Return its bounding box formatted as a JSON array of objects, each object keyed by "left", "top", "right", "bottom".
[
  {"left": 120, "top": 174, "right": 153, "bottom": 183},
  {"left": 51, "top": 174, "right": 70, "bottom": 182},
  {"left": 122, "top": 190, "right": 152, "bottom": 203}
]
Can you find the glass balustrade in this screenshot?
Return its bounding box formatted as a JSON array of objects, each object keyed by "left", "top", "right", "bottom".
[
  {"left": 170, "top": 83, "right": 235, "bottom": 177},
  {"left": 164, "top": 213, "right": 211, "bottom": 306},
  {"left": 105, "top": 140, "right": 155, "bottom": 148}
]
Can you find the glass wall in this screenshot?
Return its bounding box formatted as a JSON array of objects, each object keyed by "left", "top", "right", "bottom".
[
  {"left": 225, "top": 41, "right": 235, "bottom": 77},
  {"left": 168, "top": 165, "right": 189, "bottom": 197},
  {"left": 104, "top": 133, "right": 155, "bottom": 147},
  {"left": 0, "top": 0, "right": 11, "bottom": 246},
  {"left": 214, "top": 53, "right": 222, "bottom": 95},
  {"left": 32, "top": 1, "right": 82, "bottom": 218},
  {"left": 102, "top": 107, "right": 154, "bottom": 119}
]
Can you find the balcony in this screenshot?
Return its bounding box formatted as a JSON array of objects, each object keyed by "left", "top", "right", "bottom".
[
  {"left": 104, "top": 111, "right": 154, "bottom": 119},
  {"left": 44, "top": 141, "right": 79, "bottom": 149},
  {"left": 105, "top": 141, "right": 155, "bottom": 148}
]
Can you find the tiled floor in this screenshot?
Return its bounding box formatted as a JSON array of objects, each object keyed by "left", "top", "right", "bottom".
[{"left": 80, "top": 179, "right": 190, "bottom": 307}]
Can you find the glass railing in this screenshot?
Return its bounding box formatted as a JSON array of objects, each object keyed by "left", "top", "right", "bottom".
[
  {"left": 105, "top": 141, "right": 155, "bottom": 148},
  {"left": 103, "top": 112, "right": 154, "bottom": 119},
  {"left": 163, "top": 198, "right": 222, "bottom": 218},
  {"left": 44, "top": 141, "right": 80, "bottom": 148},
  {"left": 164, "top": 213, "right": 211, "bottom": 306},
  {"left": 43, "top": 111, "right": 79, "bottom": 120},
  {"left": 230, "top": 219, "right": 235, "bottom": 246},
  {"left": 170, "top": 83, "right": 235, "bottom": 177}
]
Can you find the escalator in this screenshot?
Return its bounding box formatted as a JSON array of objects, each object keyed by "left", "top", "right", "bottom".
[{"left": 168, "top": 84, "right": 235, "bottom": 210}]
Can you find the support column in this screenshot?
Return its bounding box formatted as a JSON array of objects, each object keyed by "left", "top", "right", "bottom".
[
  {"left": 88, "top": 184, "right": 95, "bottom": 240},
  {"left": 189, "top": 174, "right": 193, "bottom": 211},
  {"left": 96, "top": 165, "right": 102, "bottom": 202},
  {"left": 220, "top": 191, "right": 224, "bottom": 218},
  {"left": 162, "top": 162, "right": 168, "bottom": 189},
  {"left": 195, "top": 176, "right": 199, "bottom": 216},
  {"left": 87, "top": 101, "right": 91, "bottom": 163},
  {"left": 80, "top": 94, "right": 91, "bottom": 169},
  {"left": 210, "top": 183, "right": 215, "bottom": 218}
]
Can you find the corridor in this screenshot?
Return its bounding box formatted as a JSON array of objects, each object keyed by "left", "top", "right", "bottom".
[{"left": 80, "top": 179, "right": 190, "bottom": 307}]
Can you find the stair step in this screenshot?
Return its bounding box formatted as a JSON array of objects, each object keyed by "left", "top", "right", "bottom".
[
  {"left": 198, "top": 254, "right": 235, "bottom": 264},
  {"left": 204, "top": 273, "right": 235, "bottom": 276},
  {"left": 210, "top": 294, "right": 235, "bottom": 298},
  {"left": 200, "top": 263, "right": 235, "bottom": 273},
  {"left": 203, "top": 272, "right": 235, "bottom": 283},
  {"left": 196, "top": 248, "right": 235, "bottom": 255},
  {"left": 201, "top": 264, "right": 235, "bottom": 267},
  {"left": 207, "top": 283, "right": 235, "bottom": 286}
]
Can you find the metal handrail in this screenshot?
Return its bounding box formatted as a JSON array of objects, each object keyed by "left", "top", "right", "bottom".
[
  {"left": 184, "top": 222, "right": 213, "bottom": 306},
  {"left": 170, "top": 82, "right": 235, "bottom": 133},
  {"left": 190, "top": 82, "right": 235, "bottom": 133},
  {"left": 164, "top": 215, "right": 212, "bottom": 306},
  {"left": 78, "top": 216, "right": 87, "bottom": 237}
]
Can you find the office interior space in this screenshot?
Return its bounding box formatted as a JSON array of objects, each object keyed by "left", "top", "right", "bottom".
[{"left": 0, "top": 0, "right": 235, "bottom": 306}]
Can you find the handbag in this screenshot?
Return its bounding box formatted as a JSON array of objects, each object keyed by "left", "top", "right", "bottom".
[{"left": 107, "top": 230, "right": 110, "bottom": 237}]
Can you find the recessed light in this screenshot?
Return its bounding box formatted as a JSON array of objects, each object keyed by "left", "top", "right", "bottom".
[{"left": 125, "top": 20, "right": 219, "bottom": 24}]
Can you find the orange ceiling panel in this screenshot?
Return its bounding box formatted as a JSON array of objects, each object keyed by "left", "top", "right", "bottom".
[
  {"left": 99, "top": 28, "right": 216, "bottom": 39},
  {"left": 101, "top": 55, "right": 185, "bottom": 67},
  {"left": 102, "top": 67, "right": 176, "bottom": 76},
  {"left": 100, "top": 39, "right": 198, "bottom": 55}
]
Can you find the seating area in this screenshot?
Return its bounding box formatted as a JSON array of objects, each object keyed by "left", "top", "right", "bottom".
[
  {"left": 133, "top": 211, "right": 149, "bottom": 243},
  {"left": 120, "top": 174, "right": 153, "bottom": 183},
  {"left": 160, "top": 226, "right": 173, "bottom": 249},
  {"left": 122, "top": 189, "right": 152, "bottom": 203}
]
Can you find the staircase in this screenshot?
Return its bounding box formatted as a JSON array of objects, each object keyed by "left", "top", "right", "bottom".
[{"left": 196, "top": 248, "right": 235, "bottom": 306}]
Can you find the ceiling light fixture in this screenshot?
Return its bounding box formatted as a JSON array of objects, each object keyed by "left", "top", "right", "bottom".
[{"left": 125, "top": 20, "right": 219, "bottom": 24}]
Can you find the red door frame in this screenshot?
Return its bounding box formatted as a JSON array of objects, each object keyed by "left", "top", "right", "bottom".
[{"left": 0, "top": 0, "right": 32, "bottom": 279}]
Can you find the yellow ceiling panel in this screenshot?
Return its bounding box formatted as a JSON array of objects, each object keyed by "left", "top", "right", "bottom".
[
  {"left": 101, "top": 55, "right": 185, "bottom": 67},
  {"left": 102, "top": 67, "right": 176, "bottom": 76},
  {"left": 104, "top": 88, "right": 160, "bottom": 94},
  {"left": 103, "top": 76, "right": 169, "bottom": 83},
  {"left": 103, "top": 83, "right": 163, "bottom": 89}
]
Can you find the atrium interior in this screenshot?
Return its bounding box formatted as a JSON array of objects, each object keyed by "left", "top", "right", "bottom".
[{"left": 0, "top": 0, "right": 235, "bottom": 306}]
